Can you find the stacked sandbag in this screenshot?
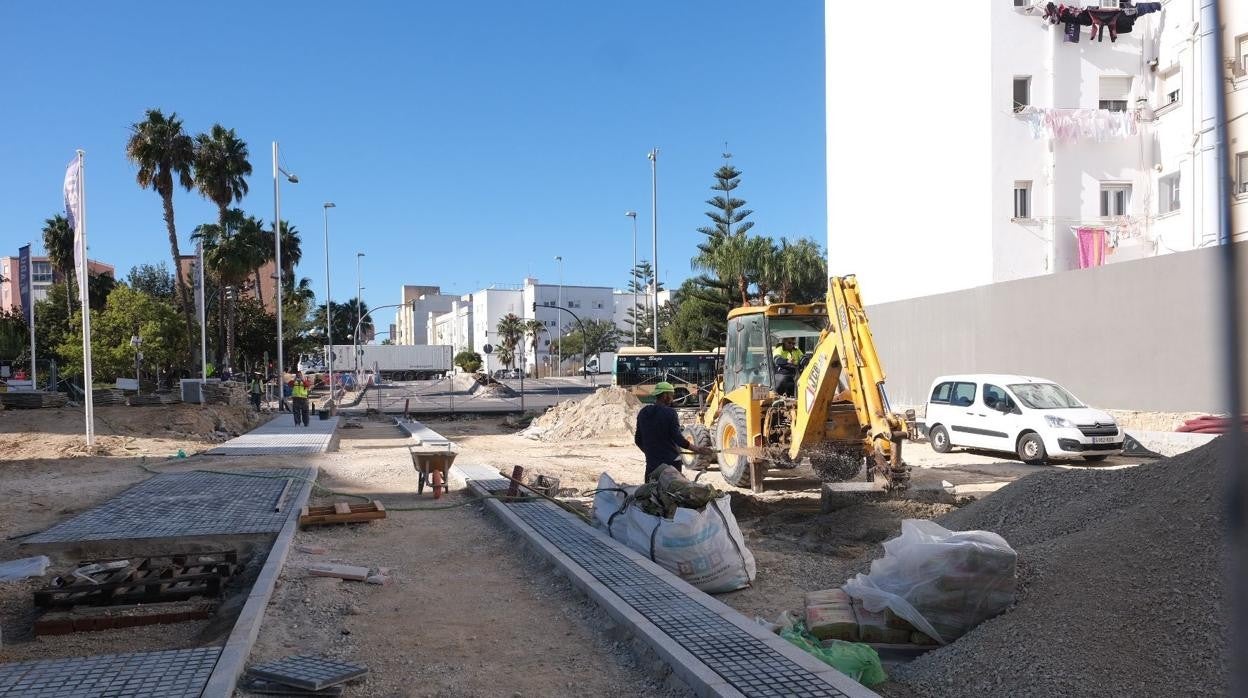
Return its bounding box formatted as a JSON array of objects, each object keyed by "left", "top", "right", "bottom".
[
  {"left": 803, "top": 589, "right": 914, "bottom": 645},
  {"left": 842, "top": 519, "right": 1016, "bottom": 644}
]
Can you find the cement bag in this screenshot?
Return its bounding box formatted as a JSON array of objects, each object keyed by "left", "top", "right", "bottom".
[
  {"left": 842, "top": 519, "right": 1016, "bottom": 644},
  {"left": 592, "top": 473, "right": 756, "bottom": 593}
]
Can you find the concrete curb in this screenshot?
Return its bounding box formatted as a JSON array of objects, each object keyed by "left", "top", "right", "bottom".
[
  {"left": 465, "top": 474, "right": 876, "bottom": 698},
  {"left": 201, "top": 467, "right": 318, "bottom": 697}
]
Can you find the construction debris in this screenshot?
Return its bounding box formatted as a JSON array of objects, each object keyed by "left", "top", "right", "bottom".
[
  {"left": 238, "top": 676, "right": 344, "bottom": 696},
  {"left": 0, "top": 391, "right": 68, "bottom": 409},
  {"left": 34, "top": 599, "right": 216, "bottom": 636},
  {"left": 0, "top": 555, "right": 50, "bottom": 581},
  {"left": 308, "top": 564, "right": 370, "bottom": 582},
  {"left": 298, "top": 501, "right": 387, "bottom": 527},
  {"left": 520, "top": 386, "right": 641, "bottom": 442},
  {"left": 35, "top": 552, "right": 239, "bottom": 608},
  {"left": 888, "top": 437, "right": 1227, "bottom": 696},
  {"left": 201, "top": 381, "right": 249, "bottom": 406},
  {"left": 246, "top": 654, "right": 369, "bottom": 692}
]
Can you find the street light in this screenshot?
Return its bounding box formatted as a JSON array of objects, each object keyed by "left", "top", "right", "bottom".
[
  {"left": 355, "top": 252, "right": 365, "bottom": 377},
  {"left": 322, "top": 202, "right": 336, "bottom": 409},
  {"left": 625, "top": 211, "right": 638, "bottom": 347},
  {"left": 272, "top": 141, "right": 298, "bottom": 398},
  {"left": 648, "top": 147, "right": 659, "bottom": 351},
  {"left": 130, "top": 335, "right": 142, "bottom": 395},
  {"left": 555, "top": 255, "right": 563, "bottom": 376}
]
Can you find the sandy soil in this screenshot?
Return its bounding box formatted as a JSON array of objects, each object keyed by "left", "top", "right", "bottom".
[{"left": 242, "top": 418, "right": 692, "bottom": 698}]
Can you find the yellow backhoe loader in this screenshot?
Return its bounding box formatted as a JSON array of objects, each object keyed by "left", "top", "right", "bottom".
[{"left": 682, "top": 276, "right": 910, "bottom": 493}]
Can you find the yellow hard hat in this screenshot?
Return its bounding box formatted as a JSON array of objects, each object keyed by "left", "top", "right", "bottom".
[{"left": 652, "top": 381, "right": 676, "bottom": 395}]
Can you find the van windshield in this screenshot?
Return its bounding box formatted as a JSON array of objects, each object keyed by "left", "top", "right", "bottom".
[{"left": 1008, "top": 383, "right": 1083, "bottom": 409}]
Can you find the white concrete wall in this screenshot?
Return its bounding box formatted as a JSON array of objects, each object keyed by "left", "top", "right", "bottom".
[
  {"left": 522, "top": 281, "right": 616, "bottom": 374},
  {"left": 824, "top": 0, "right": 993, "bottom": 303},
  {"left": 473, "top": 288, "right": 524, "bottom": 374}
]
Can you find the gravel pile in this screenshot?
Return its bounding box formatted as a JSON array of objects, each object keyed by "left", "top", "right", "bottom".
[
  {"left": 522, "top": 387, "right": 642, "bottom": 442},
  {"left": 887, "top": 439, "right": 1227, "bottom": 697}
]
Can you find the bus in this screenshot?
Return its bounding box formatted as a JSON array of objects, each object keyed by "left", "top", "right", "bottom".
[{"left": 613, "top": 347, "right": 721, "bottom": 405}]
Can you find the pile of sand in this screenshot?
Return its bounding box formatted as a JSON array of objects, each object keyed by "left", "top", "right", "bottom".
[
  {"left": 885, "top": 439, "right": 1227, "bottom": 696},
  {"left": 522, "top": 387, "right": 642, "bottom": 442}
]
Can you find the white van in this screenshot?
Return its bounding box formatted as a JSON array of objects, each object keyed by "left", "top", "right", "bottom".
[{"left": 924, "top": 374, "right": 1122, "bottom": 464}]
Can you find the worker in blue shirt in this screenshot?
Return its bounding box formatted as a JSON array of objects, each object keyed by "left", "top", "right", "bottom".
[{"left": 634, "top": 382, "right": 713, "bottom": 481}]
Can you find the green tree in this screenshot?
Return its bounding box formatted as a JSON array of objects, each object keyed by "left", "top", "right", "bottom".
[
  {"left": 87, "top": 272, "right": 116, "bottom": 311},
  {"left": 623, "top": 260, "right": 665, "bottom": 347},
  {"left": 523, "top": 318, "right": 545, "bottom": 377},
  {"left": 126, "top": 108, "right": 197, "bottom": 360},
  {"left": 58, "top": 285, "right": 187, "bottom": 382},
  {"left": 496, "top": 344, "right": 514, "bottom": 369},
  {"left": 663, "top": 279, "right": 724, "bottom": 351},
  {"left": 281, "top": 277, "right": 319, "bottom": 364},
  {"left": 265, "top": 221, "right": 301, "bottom": 287},
  {"left": 775, "top": 237, "right": 829, "bottom": 303},
  {"left": 311, "top": 298, "right": 372, "bottom": 348},
  {"left": 454, "top": 350, "right": 482, "bottom": 373},
  {"left": 41, "top": 214, "right": 76, "bottom": 320},
  {"left": 126, "top": 262, "right": 176, "bottom": 300},
  {"left": 231, "top": 296, "right": 276, "bottom": 374},
  {"left": 0, "top": 309, "right": 27, "bottom": 360},
  {"left": 193, "top": 124, "right": 252, "bottom": 232},
  {"left": 554, "top": 319, "right": 621, "bottom": 366},
  {"left": 33, "top": 283, "right": 73, "bottom": 369},
  {"left": 193, "top": 210, "right": 262, "bottom": 371},
  {"left": 495, "top": 313, "right": 524, "bottom": 368}
]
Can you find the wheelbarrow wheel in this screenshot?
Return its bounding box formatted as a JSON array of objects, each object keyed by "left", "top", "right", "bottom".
[{"left": 417, "top": 469, "right": 427, "bottom": 494}]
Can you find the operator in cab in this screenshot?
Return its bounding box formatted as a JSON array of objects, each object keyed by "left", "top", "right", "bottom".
[
  {"left": 773, "top": 337, "right": 803, "bottom": 397},
  {"left": 634, "top": 382, "right": 714, "bottom": 481}
]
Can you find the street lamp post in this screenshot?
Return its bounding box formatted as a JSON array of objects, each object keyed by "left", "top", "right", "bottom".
[
  {"left": 648, "top": 148, "right": 659, "bottom": 351},
  {"left": 625, "top": 210, "right": 638, "bottom": 347},
  {"left": 555, "top": 255, "right": 563, "bottom": 376},
  {"left": 272, "top": 142, "right": 298, "bottom": 400},
  {"left": 355, "top": 252, "right": 365, "bottom": 378},
  {"left": 323, "top": 202, "right": 336, "bottom": 410},
  {"left": 130, "top": 335, "right": 142, "bottom": 395}
]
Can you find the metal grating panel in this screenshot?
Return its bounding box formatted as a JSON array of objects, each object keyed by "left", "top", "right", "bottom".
[
  {"left": 206, "top": 416, "right": 338, "bottom": 456},
  {"left": 490, "top": 485, "right": 850, "bottom": 698},
  {"left": 25, "top": 468, "right": 312, "bottom": 543},
  {"left": 0, "top": 646, "right": 220, "bottom": 697}
]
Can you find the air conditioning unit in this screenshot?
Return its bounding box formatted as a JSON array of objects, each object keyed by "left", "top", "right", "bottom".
[{"left": 179, "top": 378, "right": 219, "bottom": 404}]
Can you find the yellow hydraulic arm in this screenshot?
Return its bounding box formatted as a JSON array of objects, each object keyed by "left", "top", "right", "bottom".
[{"left": 788, "top": 276, "right": 908, "bottom": 484}]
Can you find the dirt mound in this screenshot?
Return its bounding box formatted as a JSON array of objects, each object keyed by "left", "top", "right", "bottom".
[
  {"left": 523, "top": 387, "right": 642, "bottom": 442},
  {"left": 887, "top": 439, "right": 1227, "bottom": 697}
]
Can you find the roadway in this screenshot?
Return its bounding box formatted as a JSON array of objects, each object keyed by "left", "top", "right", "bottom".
[{"left": 353, "top": 375, "right": 611, "bottom": 414}]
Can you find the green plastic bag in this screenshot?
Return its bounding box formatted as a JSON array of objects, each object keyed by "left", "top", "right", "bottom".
[{"left": 780, "top": 621, "right": 888, "bottom": 687}]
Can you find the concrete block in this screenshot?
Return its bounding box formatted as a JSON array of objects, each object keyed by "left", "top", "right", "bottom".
[{"left": 308, "top": 564, "right": 369, "bottom": 581}]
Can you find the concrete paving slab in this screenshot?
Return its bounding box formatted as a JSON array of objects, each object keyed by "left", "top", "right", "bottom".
[
  {"left": 395, "top": 418, "right": 451, "bottom": 447},
  {"left": 464, "top": 472, "right": 877, "bottom": 698},
  {"left": 0, "top": 646, "right": 220, "bottom": 697},
  {"left": 24, "top": 468, "right": 313, "bottom": 544},
  {"left": 206, "top": 416, "right": 340, "bottom": 456}
]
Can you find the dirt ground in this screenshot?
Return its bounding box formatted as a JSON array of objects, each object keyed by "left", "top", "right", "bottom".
[{"left": 243, "top": 418, "right": 692, "bottom": 698}]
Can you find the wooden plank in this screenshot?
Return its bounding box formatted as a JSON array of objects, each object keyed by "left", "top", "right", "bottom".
[
  {"left": 308, "top": 563, "right": 370, "bottom": 581},
  {"left": 333, "top": 502, "right": 352, "bottom": 515},
  {"left": 372, "top": 500, "right": 385, "bottom": 512}
]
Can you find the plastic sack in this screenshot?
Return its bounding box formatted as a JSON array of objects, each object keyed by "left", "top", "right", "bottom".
[
  {"left": 0, "top": 555, "right": 50, "bottom": 582},
  {"left": 592, "top": 472, "right": 756, "bottom": 593},
  {"left": 843, "top": 519, "right": 1016, "bottom": 645},
  {"left": 777, "top": 619, "right": 888, "bottom": 687}
]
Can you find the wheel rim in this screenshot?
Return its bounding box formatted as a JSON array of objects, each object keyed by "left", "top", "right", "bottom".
[
  {"left": 723, "top": 424, "right": 739, "bottom": 465},
  {"left": 1024, "top": 441, "right": 1038, "bottom": 458},
  {"left": 935, "top": 432, "right": 946, "bottom": 448}
]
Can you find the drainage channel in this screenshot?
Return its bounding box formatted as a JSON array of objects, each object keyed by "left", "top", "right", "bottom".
[{"left": 469, "top": 474, "right": 875, "bottom": 698}]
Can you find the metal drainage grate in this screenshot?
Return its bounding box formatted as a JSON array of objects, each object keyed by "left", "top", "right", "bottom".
[
  {"left": 492, "top": 487, "right": 849, "bottom": 698},
  {"left": 206, "top": 417, "right": 338, "bottom": 456},
  {"left": 0, "top": 646, "right": 220, "bottom": 697},
  {"left": 25, "top": 468, "right": 311, "bottom": 543}
]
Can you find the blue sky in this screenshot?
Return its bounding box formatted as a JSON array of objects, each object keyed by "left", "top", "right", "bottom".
[{"left": 0, "top": 1, "right": 826, "bottom": 317}]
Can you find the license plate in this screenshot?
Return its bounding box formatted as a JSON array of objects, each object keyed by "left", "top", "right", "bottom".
[{"left": 1090, "top": 436, "right": 1117, "bottom": 445}]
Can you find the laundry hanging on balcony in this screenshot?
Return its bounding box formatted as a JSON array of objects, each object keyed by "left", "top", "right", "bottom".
[
  {"left": 1076, "top": 227, "right": 1109, "bottom": 269},
  {"left": 1016, "top": 106, "right": 1139, "bottom": 142},
  {"left": 1040, "top": 2, "right": 1161, "bottom": 44}
]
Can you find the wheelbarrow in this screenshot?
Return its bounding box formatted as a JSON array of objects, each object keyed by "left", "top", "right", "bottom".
[{"left": 409, "top": 448, "right": 457, "bottom": 498}]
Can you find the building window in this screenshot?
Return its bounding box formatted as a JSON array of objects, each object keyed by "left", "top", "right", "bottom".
[
  {"left": 1158, "top": 172, "right": 1181, "bottom": 214},
  {"left": 1013, "top": 181, "right": 1032, "bottom": 219},
  {"left": 1013, "top": 0, "right": 1029, "bottom": 7},
  {"left": 1012, "top": 77, "right": 1031, "bottom": 113},
  {"left": 1099, "top": 76, "right": 1131, "bottom": 112},
  {"left": 1237, "top": 152, "right": 1248, "bottom": 195},
  {"left": 1100, "top": 183, "right": 1132, "bottom": 217},
  {"left": 1236, "top": 34, "right": 1248, "bottom": 77},
  {"left": 1158, "top": 69, "right": 1181, "bottom": 111},
  {"left": 31, "top": 261, "right": 53, "bottom": 284}
]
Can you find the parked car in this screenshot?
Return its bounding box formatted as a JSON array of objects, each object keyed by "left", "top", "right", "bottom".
[
  {"left": 492, "top": 369, "right": 522, "bottom": 379},
  {"left": 923, "top": 374, "right": 1122, "bottom": 464}
]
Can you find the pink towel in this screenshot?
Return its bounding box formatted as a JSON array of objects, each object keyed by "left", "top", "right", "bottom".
[{"left": 1077, "top": 228, "right": 1106, "bottom": 268}]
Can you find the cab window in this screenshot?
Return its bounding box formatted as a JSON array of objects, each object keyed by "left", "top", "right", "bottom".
[
  {"left": 983, "top": 384, "right": 1013, "bottom": 411},
  {"left": 930, "top": 382, "right": 953, "bottom": 403},
  {"left": 725, "top": 314, "right": 770, "bottom": 392},
  {"left": 950, "top": 382, "right": 977, "bottom": 407}
]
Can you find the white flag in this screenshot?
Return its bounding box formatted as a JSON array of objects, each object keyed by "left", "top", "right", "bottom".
[{"left": 63, "top": 157, "right": 85, "bottom": 291}]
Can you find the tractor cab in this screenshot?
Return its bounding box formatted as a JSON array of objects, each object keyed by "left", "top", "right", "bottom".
[{"left": 721, "top": 304, "right": 829, "bottom": 400}]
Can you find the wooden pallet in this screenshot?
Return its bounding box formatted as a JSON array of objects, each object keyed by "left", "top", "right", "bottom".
[
  {"left": 34, "top": 552, "right": 238, "bottom": 609},
  {"left": 298, "top": 501, "right": 387, "bottom": 527},
  {"left": 34, "top": 600, "right": 216, "bottom": 636}
]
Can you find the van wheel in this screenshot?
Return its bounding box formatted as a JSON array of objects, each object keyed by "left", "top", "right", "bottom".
[
  {"left": 715, "top": 404, "right": 758, "bottom": 487},
  {"left": 930, "top": 425, "right": 952, "bottom": 453},
  {"left": 1017, "top": 433, "right": 1048, "bottom": 465}
]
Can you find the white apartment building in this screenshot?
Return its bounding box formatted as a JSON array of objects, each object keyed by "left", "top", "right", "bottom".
[
  {"left": 427, "top": 278, "right": 617, "bottom": 375},
  {"left": 826, "top": 0, "right": 1247, "bottom": 303},
  {"left": 392, "top": 284, "right": 457, "bottom": 345}
]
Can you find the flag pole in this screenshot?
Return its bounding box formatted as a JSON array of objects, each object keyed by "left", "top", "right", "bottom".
[
  {"left": 26, "top": 245, "right": 36, "bottom": 390},
  {"left": 77, "top": 149, "right": 94, "bottom": 446},
  {"left": 198, "top": 240, "right": 207, "bottom": 400}
]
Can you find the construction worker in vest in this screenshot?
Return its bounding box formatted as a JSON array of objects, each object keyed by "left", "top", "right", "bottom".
[
  {"left": 249, "top": 373, "right": 263, "bottom": 411},
  {"left": 290, "top": 371, "right": 311, "bottom": 427},
  {"left": 773, "top": 337, "right": 803, "bottom": 397}
]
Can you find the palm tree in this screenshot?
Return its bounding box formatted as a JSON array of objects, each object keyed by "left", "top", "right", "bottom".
[
  {"left": 523, "top": 318, "right": 546, "bottom": 377},
  {"left": 193, "top": 215, "right": 257, "bottom": 370},
  {"left": 233, "top": 214, "right": 270, "bottom": 307},
  {"left": 126, "top": 109, "right": 197, "bottom": 358},
  {"left": 694, "top": 231, "right": 755, "bottom": 307},
  {"left": 496, "top": 345, "right": 515, "bottom": 371},
  {"left": 773, "top": 238, "right": 827, "bottom": 303},
  {"left": 41, "top": 215, "right": 76, "bottom": 319},
  {"left": 193, "top": 124, "right": 252, "bottom": 237},
  {"left": 264, "top": 220, "right": 301, "bottom": 287},
  {"left": 496, "top": 313, "right": 524, "bottom": 371}
]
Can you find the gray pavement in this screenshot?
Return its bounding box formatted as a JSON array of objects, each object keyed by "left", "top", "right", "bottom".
[
  {"left": 0, "top": 647, "right": 220, "bottom": 697},
  {"left": 206, "top": 415, "right": 340, "bottom": 455}
]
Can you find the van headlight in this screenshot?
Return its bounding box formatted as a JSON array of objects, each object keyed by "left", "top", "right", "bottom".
[{"left": 1044, "top": 415, "right": 1076, "bottom": 429}]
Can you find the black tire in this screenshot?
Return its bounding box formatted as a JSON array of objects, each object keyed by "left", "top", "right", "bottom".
[
  {"left": 930, "top": 425, "right": 952, "bottom": 454},
  {"left": 1083, "top": 454, "right": 1109, "bottom": 462},
  {"left": 1017, "top": 433, "right": 1048, "bottom": 465},
  {"left": 715, "top": 404, "right": 759, "bottom": 487},
  {"left": 681, "top": 424, "right": 713, "bottom": 471}
]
